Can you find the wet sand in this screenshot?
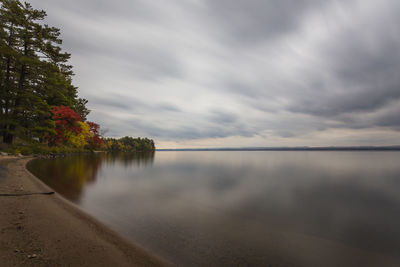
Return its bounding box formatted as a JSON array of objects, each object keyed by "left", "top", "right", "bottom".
[{"left": 0, "top": 156, "right": 168, "bottom": 267}]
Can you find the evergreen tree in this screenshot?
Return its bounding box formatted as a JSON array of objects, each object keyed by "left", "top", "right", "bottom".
[
  {"left": 0, "top": 0, "right": 21, "bottom": 143},
  {"left": 0, "top": 0, "right": 88, "bottom": 144}
]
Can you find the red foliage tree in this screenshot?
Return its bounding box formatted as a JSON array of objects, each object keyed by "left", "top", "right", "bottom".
[
  {"left": 50, "top": 106, "right": 82, "bottom": 145},
  {"left": 86, "top": 121, "right": 103, "bottom": 148}
]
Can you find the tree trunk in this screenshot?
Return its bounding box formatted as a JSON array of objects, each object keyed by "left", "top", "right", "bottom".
[
  {"left": 2, "top": 24, "right": 14, "bottom": 144},
  {"left": 7, "top": 33, "right": 29, "bottom": 145}
]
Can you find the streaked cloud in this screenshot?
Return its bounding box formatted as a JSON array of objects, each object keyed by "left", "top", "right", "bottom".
[{"left": 29, "top": 0, "right": 400, "bottom": 148}]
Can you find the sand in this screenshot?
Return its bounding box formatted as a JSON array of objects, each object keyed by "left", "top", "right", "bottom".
[{"left": 0, "top": 156, "right": 169, "bottom": 267}]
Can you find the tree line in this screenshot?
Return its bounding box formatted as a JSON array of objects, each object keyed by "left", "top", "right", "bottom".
[
  {"left": 0, "top": 0, "right": 155, "bottom": 153},
  {"left": 105, "top": 137, "right": 155, "bottom": 152}
]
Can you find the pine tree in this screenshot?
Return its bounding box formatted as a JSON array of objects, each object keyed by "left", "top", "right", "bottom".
[
  {"left": 0, "top": 0, "right": 22, "bottom": 143},
  {"left": 0, "top": 0, "right": 89, "bottom": 144}
]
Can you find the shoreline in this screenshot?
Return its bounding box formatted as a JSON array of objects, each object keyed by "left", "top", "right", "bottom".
[{"left": 0, "top": 156, "right": 169, "bottom": 266}]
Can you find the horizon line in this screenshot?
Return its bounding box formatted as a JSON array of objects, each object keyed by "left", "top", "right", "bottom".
[{"left": 156, "top": 145, "right": 400, "bottom": 151}]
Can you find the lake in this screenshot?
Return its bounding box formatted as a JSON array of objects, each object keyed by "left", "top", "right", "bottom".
[{"left": 27, "top": 151, "right": 400, "bottom": 266}]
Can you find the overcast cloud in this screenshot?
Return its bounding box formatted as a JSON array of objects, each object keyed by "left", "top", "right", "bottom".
[{"left": 29, "top": 0, "right": 400, "bottom": 148}]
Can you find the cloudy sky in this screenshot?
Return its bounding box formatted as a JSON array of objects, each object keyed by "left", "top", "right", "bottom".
[{"left": 29, "top": 0, "right": 400, "bottom": 148}]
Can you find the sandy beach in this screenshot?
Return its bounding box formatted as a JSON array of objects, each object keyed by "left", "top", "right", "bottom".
[{"left": 0, "top": 156, "right": 168, "bottom": 267}]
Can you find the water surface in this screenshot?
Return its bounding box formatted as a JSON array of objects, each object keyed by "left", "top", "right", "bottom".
[{"left": 28, "top": 151, "right": 400, "bottom": 266}]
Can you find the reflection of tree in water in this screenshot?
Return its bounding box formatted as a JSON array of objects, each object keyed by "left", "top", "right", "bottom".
[
  {"left": 28, "top": 155, "right": 103, "bottom": 203},
  {"left": 103, "top": 152, "right": 155, "bottom": 168},
  {"left": 82, "top": 155, "right": 103, "bottom": 184},
  {"left": 28, "top": 152, "right": 155, "bottom": 203}
]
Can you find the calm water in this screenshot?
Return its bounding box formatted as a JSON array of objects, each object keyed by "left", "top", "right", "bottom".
[{"left": 28, "top": 151, "right": 400, "bottom": 266}]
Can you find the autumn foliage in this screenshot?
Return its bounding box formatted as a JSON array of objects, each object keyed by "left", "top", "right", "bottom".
[
  {"left": 86, "top": 122, "right": 102, "bottom": 148},
  {"left": 50, "top": 106, "right": 81, "bottom": 144},
  {"left": 49, "top": 105, "right": 102, "bottom": 149}
]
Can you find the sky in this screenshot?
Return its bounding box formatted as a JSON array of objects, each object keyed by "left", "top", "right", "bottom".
[{"left": 29, "top": 0, "right": 400, "bottom": 148}]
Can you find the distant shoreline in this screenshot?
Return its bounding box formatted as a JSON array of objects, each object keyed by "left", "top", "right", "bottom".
[{"left": 157, "top": 146, "right": 400, "bottom": 151}]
